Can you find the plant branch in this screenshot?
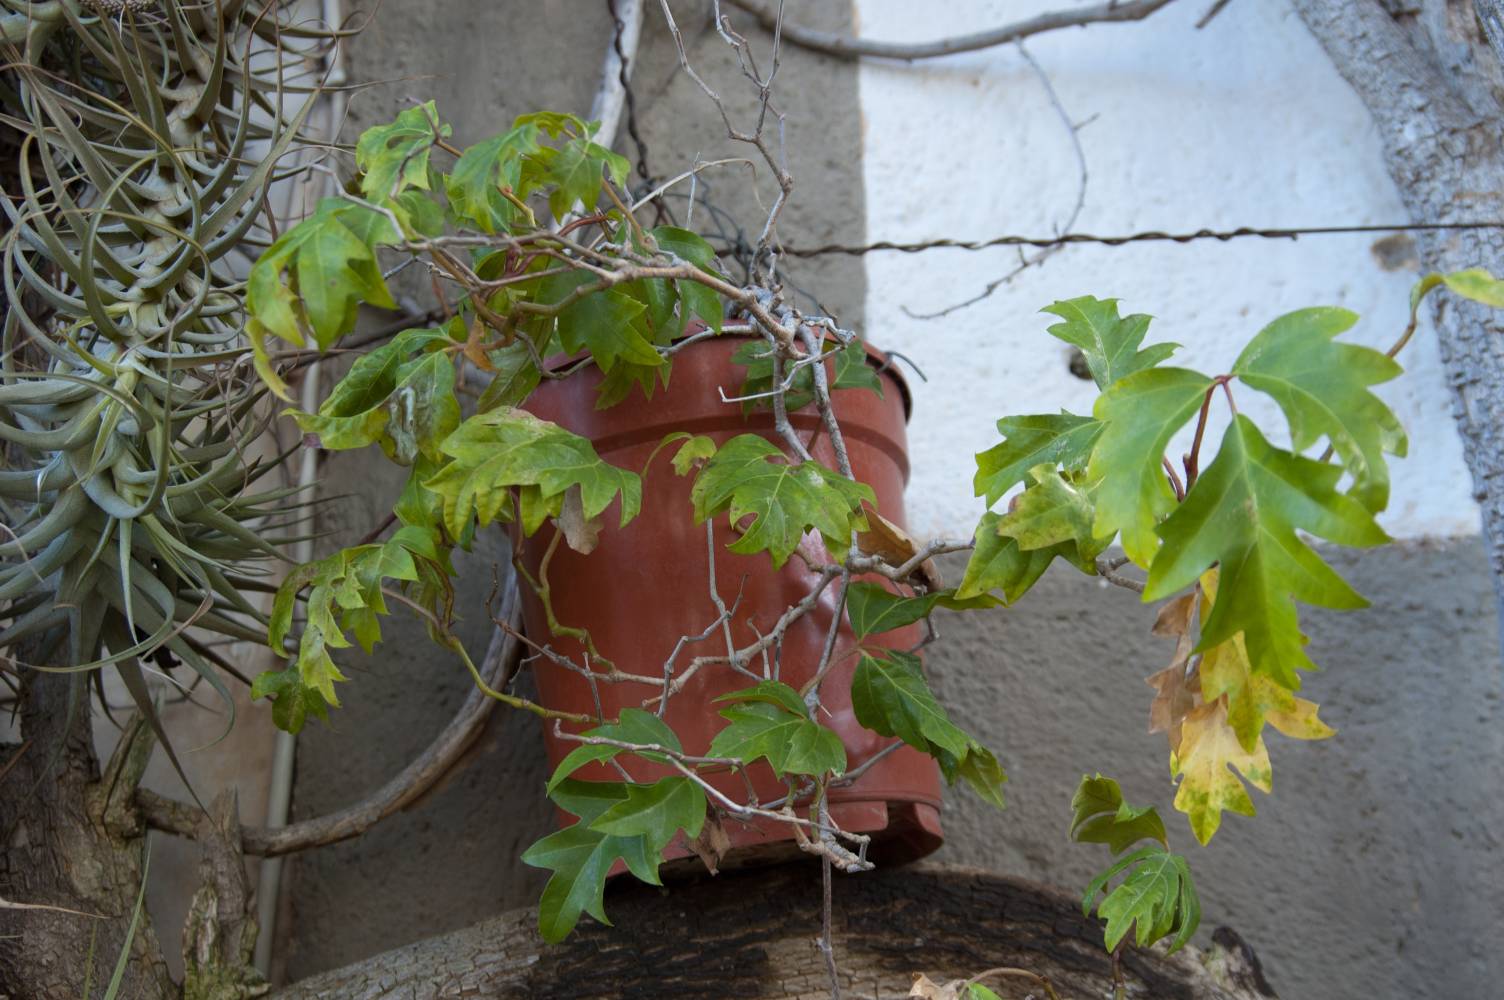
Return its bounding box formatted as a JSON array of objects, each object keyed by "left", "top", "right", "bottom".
[
  {"left": 722, "top": 0, "right": 1177, "bottom": 62},
  {"left": 139, "top": 583, "right": 528, "bottom": 856}
]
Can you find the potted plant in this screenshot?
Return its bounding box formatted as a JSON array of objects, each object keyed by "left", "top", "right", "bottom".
[
  {"left": 241, "top": 101, "right": 1504, "bottom": 955},
  {"left": 246, "top": 106, "right": 999, "bottom": 901}
]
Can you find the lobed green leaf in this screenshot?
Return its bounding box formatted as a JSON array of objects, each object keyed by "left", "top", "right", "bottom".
[
  {"left": 709, "top": 682, "right": 846, "bottom": 777},
  {"left": 1041, "top": 296, "right": 1177, "bottom": 390},
  {"left": 691, "top": 435, "right": 874, "bottom": 567},
  {"left": 1069, "top": 774, "right": 1168, "bottom": 854},
  {"left": 1145, "top": 415, "right": 1388, "bottom": 690},
  {"left": 851, "top": 650, "right": 1006, "bottom": 807},
  {"left": 1232, "top": 307, "right": 1405, "bottom": 512}
]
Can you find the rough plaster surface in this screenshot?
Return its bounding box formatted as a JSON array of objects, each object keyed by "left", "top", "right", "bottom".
[
  {"left": 855, "top": 0, "right": 1480, "bottom": 541},
  {"left": 925, "top": 544, "right": 1504, "bottom": 1000}
]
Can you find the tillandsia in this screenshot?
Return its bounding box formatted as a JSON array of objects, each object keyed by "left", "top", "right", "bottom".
[
  {"left": 0, "top": 1, "right": 333, "bottom": 769},
  {"left": 238, "top": 97, "right": 1504, "bottom": 952}
]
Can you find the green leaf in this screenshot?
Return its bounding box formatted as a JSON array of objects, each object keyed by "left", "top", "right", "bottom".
[
  {"left": 1144, "top": 415, "right": 1389, "bottom": 689},
  {"left": 995, "top": 464, "right": 1110, "bottom": 572},
  {"left": 713, "top": 678, "right": 810, "bottom": 715},
  {"left": 289, "top": 327, "right": 459, "bottom": 464},
  {"left": 355, "top": 101, "right": 449, "bottom": 201},
  {"left": 1069, "top": 774, "right": 1168, "bottom": 854},
  {"left": 247, "top": 199, "right": 398, "bottom": 358},
  {"left": 844, "top": 582, "right": 997, "bottom": 640},
  {"left": 1412, "top": 267, "right": 1504, "bottom": 316},
  {"left": 514, "top": 111, "right": 590, "bottom": 138},
  {"left": 445, "top": 124, "right": 540, "bottom": 232},
  {"left": 537, "top": 271, "right": 664, "bottom": 373},
  {"left": 968, "top": 986, "right": 1004, "bottom": 1000},
  {"left": 1089, "top": 367, "right": 1214, "bottom": 566},
  {"left": 954, "top": 512, "right": 1058, "bottom": 604},
  {"left": 249, "top": 666, "right": 329, "bottom": 734},
  {"left": 1232, "top": 307, "right": 1405, "bottom": 511},
  {"left": 522, "top": 779, "right": 663, "bottom": 943},
  {"left": 548, "top": 708, "right": 682, "bottom": 792},
  {"left": 590, "top": 776, "right": 707, "bottom": 845},
  {"left": 1082, "top": 846, "right": 1200, "bottom": 953},
  {"left": 476, "top": 340, "right": 543, "bottom": 412},
  {"left": 1041, "top": 296, "right": 1177, "bottom": 389},
  {"left": 691, "top": 434, "right": 874, "bottom": 567},
  {"left": 257, "top": 527, "right": 446, "bottom": 731},
  {"left": 708, "top": 685, "right": 846, "bottom": 777},
  {"left": 425, "top": 407, "right": 641, "bottom": 545},
  {"left": 540, "top": 136, "right": 628, "bottom": 219},
  {"left": 941, "top": 743, "right": 1009, "bottom": 809},
  {"left": 650, "top": 225, "right": 724, "bottom": 333},
  {"left": 974, "top": 412, "right": 1101, "bottom": 508},
  {"left": 851, "top": 650, "right": 1006, "bottom": 807},
  {"left": 392, "top": 189, "right": 445, "bottom": 237},
  {"left": 671, "top": 435, "right": 718, "bottom": 476},
  {"left": 832, "top": 340, "right": 884, "bottom": 395},
  {"left": 594, "top": 360, "right": 671, "bottom": 409}
]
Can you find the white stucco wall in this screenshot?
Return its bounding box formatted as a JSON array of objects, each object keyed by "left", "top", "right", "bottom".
[{"left": 855, "top": 0, "right": 1480, "bottom": 541}]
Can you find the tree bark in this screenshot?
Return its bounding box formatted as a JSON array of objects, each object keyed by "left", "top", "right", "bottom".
[
  {"left": 0, "top": 669, "right": 173, "bottom": 999},
  {"left": 1292, "top": 0, "right": 1504, "bottom": 629},
  {"left": 272, "top": 863, "right": 1279, "bottom": 999}
]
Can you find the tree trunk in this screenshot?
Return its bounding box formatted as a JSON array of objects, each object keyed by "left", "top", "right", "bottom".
[
  {"left": 271, "top": 863, "right": 1278, "bottom": 999},
  {"left": 0, "top": 668, "right": 174, "bottom": 998},
  {"left": 1292, "top": 0, "right": 1504, "bottom": 628}
]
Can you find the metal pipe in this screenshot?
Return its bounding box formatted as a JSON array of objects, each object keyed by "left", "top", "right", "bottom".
[{"left": 253, "top": 0, "right": 344, "bottom": 976}]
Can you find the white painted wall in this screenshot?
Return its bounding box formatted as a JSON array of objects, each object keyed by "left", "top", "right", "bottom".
[{"left": 855, "top": 0, "right": 1480, "bottom": 541}]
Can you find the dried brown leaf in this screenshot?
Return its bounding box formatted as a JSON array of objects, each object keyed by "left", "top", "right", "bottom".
[
  {"left": 1147, "top": 591, "right": 1200, "bottom": 750},
  {"left": 1151, "top": 591, "right": 1197, "bottom": 638},
  {"left": 858, "top": 505, "right": 943, "bottom": 590},
  {"left": 908, "top": 973, "right": 963, "bottom": 999},
  {"left": 556, "top": 485, "right": 601, "bottom": 554},
  {"left": 1146, "top": 661, "right": 1198, "bottom": 752},
  {"left": 463, "top": 315, "right": 495, "bottom": 372},
  {"left": 685, "top": 812, "right": 732, "bottom": 875}
]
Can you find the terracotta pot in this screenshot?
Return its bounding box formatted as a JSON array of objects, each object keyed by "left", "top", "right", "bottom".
[{"left": 518, "top": 334, "right": 943, "bottom": 868}]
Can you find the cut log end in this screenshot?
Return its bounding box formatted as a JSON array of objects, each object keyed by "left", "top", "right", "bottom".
[{"left": 273, "top": 862, "right": 1280, "bottom": 999}]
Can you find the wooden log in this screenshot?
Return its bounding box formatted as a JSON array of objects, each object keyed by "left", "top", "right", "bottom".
[{"left": 273, "top": 862, "right": 1279, "bottom": 999}]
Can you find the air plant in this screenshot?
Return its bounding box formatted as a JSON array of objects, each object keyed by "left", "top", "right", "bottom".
[{"left": 0, "top": 0, "right": 333, "bottom": 765}]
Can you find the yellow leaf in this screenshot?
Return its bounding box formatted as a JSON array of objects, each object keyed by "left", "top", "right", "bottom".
[
  {"left": 1198, "top": 570, "right": 1334, "bottom": 751},
  {"left": 1172, "top": 698, "right": 1272, "bottom": 845}
]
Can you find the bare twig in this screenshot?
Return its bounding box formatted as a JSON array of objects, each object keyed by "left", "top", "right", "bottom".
[
  {"left": 1095, "top": 555, "right": 1146, "bottom": 593},
  {"left": 0, "top": 896, "right": 105, "bottom": 919},
  {"left": 1196, "top": 0, "right": 1235, "bottom": 29},
  {"left": 722, "top": 0, "right": 1177, "bottom": 62},
  {"left": 908, "top": 40, "right": 1090, "bottom": 320},
  {"left": 819, "top": 852, "right": 841, "bottom": 998}
]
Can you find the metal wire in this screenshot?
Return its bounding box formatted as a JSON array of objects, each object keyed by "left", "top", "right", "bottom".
[{"left": 772, "top": 220, "right": 1504, "bottom": 258}]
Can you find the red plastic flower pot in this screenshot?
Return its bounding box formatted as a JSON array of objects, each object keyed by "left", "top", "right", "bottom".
[{"left": 518, "top": 333, "right": 943, "bottom": 869}]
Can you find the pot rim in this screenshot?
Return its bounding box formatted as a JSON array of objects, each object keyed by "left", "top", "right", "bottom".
[{"left": 539, "top": 322, "right": 914, "bottom": 422}]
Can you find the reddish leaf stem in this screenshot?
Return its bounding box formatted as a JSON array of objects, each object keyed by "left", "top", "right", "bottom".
[{"left": 1183, "top": 375, "right": 1235, "bottom": 491}]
